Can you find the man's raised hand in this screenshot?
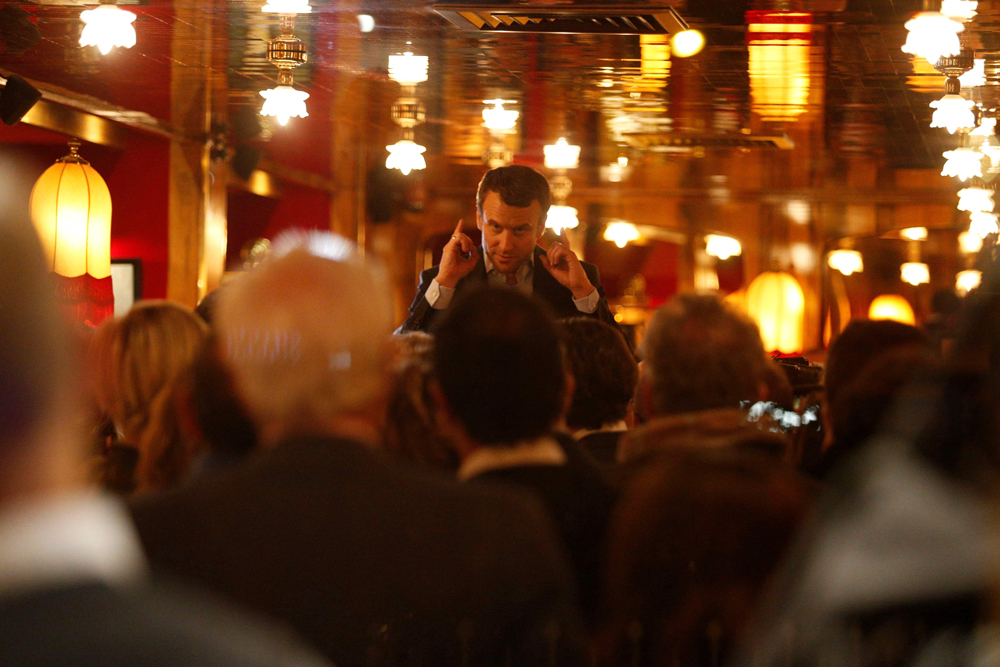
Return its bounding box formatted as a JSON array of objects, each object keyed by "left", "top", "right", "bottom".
[
  {"left": 436, "top": 220, "right": 479, "bottom": 289},
  {"left": 539, "top": 229, "right": 595, "bottom": 300}
]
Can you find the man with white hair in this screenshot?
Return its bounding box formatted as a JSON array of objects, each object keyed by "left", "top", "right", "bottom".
[
  {"left": 0, "top": 213, "right": 328, "bottom": 666},
  {"left": 132, "top": 238, "right": 584, "bottom": 667}
]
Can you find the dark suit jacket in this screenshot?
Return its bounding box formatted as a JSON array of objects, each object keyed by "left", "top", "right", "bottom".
[
  {"left": 400, "top": 247, "right": 618, "bottom": 333},
  {"left": 0, "top": 580, "right": 328, "bottom": 667},
  {"left": 576, "top": 431, "right": 625, "bottom": 468},
  {"left": 469, "top": 436, "right": 618, "bottom": 630},
  {"left": 131, "top": 436, "right": 585, "bottom": 667}
]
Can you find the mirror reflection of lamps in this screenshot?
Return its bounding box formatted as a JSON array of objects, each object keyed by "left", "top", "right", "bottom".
[
  {"left": 603, "top": 221, "right": 640, "bottom": 248},
  {"left": 79, "top": 0, "right": 137, "bottom": 55},
  {"left": 930, "top": 51, "right": 975, "bottom": 134},
  {"left": 386, "top": 52, "right": 429, "bottom": 175},
  {"left": 901, "top": 5, "right": 962, "bottom": 67},
  {"left": 956, "top": 269, "right": 982, "bottom": 295},
  {"left": 704, "top": 234, "right": 742, "bottom": 260},
  {"left": 482, "top": 99, "right": 518, "bottom": 169},
  {"left": 260, "top": 13, "right": 310, "bottom": 125},
  {"left": 901, "top": 262, "right": 930, "bottom": 285},
  {"left": 544, "top": 137, "right": 581, "bottom": 234},
  {"left": 827, "top": 249, "right": 864, "bottom": 275},
  {"left": 745, "top": 271, "right": 805, "bottom": 354},
  {"left": 29, "top": 139, "right": 113, "bottom": 326},
  {"left": 869, "top": 294, "right": 916, "bottom": 324},
  {"left": 746, "top": 11, "right": 813, "bottom": 122}
]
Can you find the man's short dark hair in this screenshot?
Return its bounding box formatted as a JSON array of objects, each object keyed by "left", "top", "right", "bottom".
[
  {"left": 824, "top": 320, "right": 928, "bottom": 406},
  {"left": 561, "top": 317, "right": 637, "bottom": 431},
  {"left": 476, "top": 165, "right": 551, "bottom": 226},
  {"left": 433, "top": 287, "right": 565, "bottom": 446},
  {"left": 643, "top": 293, "right": 768, "bottom": 416}
]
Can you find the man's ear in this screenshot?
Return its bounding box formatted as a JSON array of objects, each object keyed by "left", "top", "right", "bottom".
[
  {"left": 475, "top": 208, "right": 484, "bottom": 231},
  {"left": 536, "top": 214, "right": 548, "bottom": 240}
]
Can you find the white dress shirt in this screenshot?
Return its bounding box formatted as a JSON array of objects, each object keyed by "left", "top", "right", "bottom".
[
  {"left": 425, "top": 250, "right": 600, "bottom": 313},
  {"left": 0, "top": 491, "right": 148, "bottom": 599},
  {"left": 457, "top": 436, "right": 567, "bottom": 481}
]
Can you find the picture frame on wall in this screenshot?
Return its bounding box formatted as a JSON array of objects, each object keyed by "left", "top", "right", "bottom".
[{"left": 111, "top": 259, "right": 143, "bottom": 316}]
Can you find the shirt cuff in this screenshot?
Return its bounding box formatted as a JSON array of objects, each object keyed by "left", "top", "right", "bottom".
[
  {"left": 573, "top": 288, "right": 599, "bottom": 314},
  {"left": 426, "top": 278, "right": 456, "bottom": 310}
]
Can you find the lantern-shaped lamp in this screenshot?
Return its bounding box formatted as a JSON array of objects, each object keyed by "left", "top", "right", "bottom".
[
  {"left": 29, "top": 139, "right": 113, "bottom": 326},
  {"left": 868, "top": 294, "right": 915, "bottom": 325},
  {"left": 745, "top": 271, "right": 805, "bottom": 354}
]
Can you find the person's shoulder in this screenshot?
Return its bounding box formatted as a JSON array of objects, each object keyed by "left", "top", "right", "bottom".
[{"left": 0, "top": 580, "right": 330, "bottom": 667}]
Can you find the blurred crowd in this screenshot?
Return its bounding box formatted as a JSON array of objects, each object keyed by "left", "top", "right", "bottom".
[{"left": 3, "top": 178, "right": 1000, "bottom": 667}]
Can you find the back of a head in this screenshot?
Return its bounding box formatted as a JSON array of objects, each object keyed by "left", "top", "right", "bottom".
[
  {"left": 434, "top": 288, "right": 564, "bottom": 446},
  {"left": 603, "top": 449, "right": 811, "bottom": 666},
  {"left": 643, "top": 293, "right": 769, "bottom": 416},
  {"left": 0, "top": 212, "right": 71, "bottom": 475},
  {"left": 215, "top": 246, "right": 394, "bottom": 444},
  {"left": 561, "top": 317, "right": 637, "bottom": 431},
  {"left": 824, "top": 320, "right": 928, "bottom": 405}
]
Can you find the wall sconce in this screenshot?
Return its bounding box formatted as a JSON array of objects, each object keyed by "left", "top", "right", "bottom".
[
  {"left": 704, "top": 234, "right": 742, "bottom": 260},
  {"left": 603, "top": 220, "right": 640, "bottom": 248},
  {"left": 546, "top": 205, "right": 579, "bottom": 235},
  {"left": 29, "top": 139, "right": 113, "bottom": 326},
  {"left": 80, "top": 0, "right": 137, "bottom": 55}
]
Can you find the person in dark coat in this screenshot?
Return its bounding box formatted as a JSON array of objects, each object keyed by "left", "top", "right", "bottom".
[
  {"left": 131, "top": 238, "right": 586, "bottom": 667},
  {"left": 400, "top": 165, "right": 619, "bottom": 333}
]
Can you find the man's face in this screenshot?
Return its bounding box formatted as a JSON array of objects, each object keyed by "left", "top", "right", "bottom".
[{"left": 476, "top": 191, "right": 544, "bottom": 276}]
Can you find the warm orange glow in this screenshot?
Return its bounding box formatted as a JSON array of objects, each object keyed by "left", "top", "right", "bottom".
[
  {"left": 746, "top": 11, "right": 813, "bottom": 122},
  {"left": 745, "top": 271, "right": 805, "bottom": 354},
  {"left": 30, "top": 155, "right": 112, "bottom": 280},
  {"left": 868, "top": 294, "right": 916, "bottom": 325}
]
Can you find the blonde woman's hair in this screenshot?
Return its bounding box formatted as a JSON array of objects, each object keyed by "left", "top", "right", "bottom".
[{"left": 93, "top": 301, "right": 208, "bottom": 492}]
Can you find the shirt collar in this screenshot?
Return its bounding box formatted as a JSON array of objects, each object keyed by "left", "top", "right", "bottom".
[
  {"left": 0, "top": 491, "right": 148, "bottom": 598},
  {"left": 458, "top": 435, "right": 566, "bottom": 481},
  {"left": 482, "top": 247, "right": 535, "bottom": 278},
  {"left": 572, "top": 420, "right": 629, "bottom": 441}
]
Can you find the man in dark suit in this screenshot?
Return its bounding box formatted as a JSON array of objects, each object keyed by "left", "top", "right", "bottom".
[
  {"left": 0, "top": 213, "right": 327, "bottom": 667},
  {"left": 131, "top": 239, "right": 585, "bottom": 667},
  {"left": 433, "top": 288, "right": 618, "bottom": 629},
  {"left": 400, "top": 165, "right": 618, "bottom": 333}
]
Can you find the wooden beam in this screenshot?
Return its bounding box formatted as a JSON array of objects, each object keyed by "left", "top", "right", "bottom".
[{"left": 19, "top": 98, "right": 129, "bottom": 149}]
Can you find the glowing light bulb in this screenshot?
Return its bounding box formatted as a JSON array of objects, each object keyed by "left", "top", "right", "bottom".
[
  {"left": 941, "top": 0, "right": 977, "bottom": 22},
  {"left": 969, "top": 211, "right": 999, "bottom": 238},
  {"left": 543, "top": 138, "right": 581, "bottom": 170},
  {"left": 704, "top": 234, "right": 742, "bottom": 260},
  {"left": 262, "top": 0, "right": 311, "bottom": 12},
  {"left": 357, "top": 14, "right": 375, "bottom": 32},
  {"left": 900, "top": 227, "right": 929, "bottom": 241},
  {"left": 388, "top": 53, "right": 428, "bottom": 86},
  {"left": 260, "top": 85, "right": 310, "bottom": 125},
  {"left": 959, "top": 59, "right": 986, "bottom": 87},
  {"left": 827, "top": 249, "right": 864, "bottom": 276},
  {"left": 956, "top": 269, "right": 982, "bottom": 295},
  {"left": 929, "top": 94, "right": 976, "bottom": 134},
  {"left": 545, "top": 205, "right": 579, "bottom": 235},
  {"left": 385, "top": 139, "right": 426, "bottom": 175},
  {"left": 79, "top": 4, "right": 137, "bottom": 55},
  {"left": 671, "top": 30, "right": 705, "bottom": 58},
  {"left": 941, "top": 147, "right": 983, "bottom": 181},
  {"left": 901, "top": 11, "right": 963, "bottom": 66},
  {"left": 959, "top": 230, "right": 983, "bottom": 253},
  {"left": 970, "top": 117, "right": 1000, "bottom": 166},
  {"left": 957, "top": 185, "right": 994, "bottom": 213},
  {"left": 482, "top": 99, "right": 519, "bottom": 133},
  {"left": 604, "top": 221, "right": 640, "bottom": 248},
  {"left": 901, "top": 262, "right": 930, "bottom": 285}
]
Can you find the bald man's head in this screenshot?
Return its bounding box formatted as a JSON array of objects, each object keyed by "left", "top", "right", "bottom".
[{"left": 216, "top": 245, "right": 394, "bottom": 445}]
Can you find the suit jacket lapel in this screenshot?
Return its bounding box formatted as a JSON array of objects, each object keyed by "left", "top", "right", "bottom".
[
  {"left": 532, "top": 246, "right": 573, "bottom": 314},
  {"left": 456, "top": 249, "right": 488, "bottom": 293}
]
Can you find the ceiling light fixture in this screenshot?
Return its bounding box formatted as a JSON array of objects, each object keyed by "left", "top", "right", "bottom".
[
  {"left": 357, "top": 14, "right": 375, "bottom": 32},
  {"left": 929, "top": 91, "right": 975, "bottom": 133},
  {"left": 260, "top": 75, "right": 310, "bottom": 125},
  {"left": 543, "top": 138, "right": 581, "bottom": 171},
  {"left": 956, "top": 269, "right": 982, "bottom": 295},
  {"left": 262, "top": 0, "right": 311, "bottom": 13},
  {"left": 482, "top": 99, "right": 518, "bottom": 134},
  {"left": 827, "top": 249, "right": 864, "bottom": 275},
  {"left": 957, "top": 182, "right": 994, "bottom": 213},
  {"left": 940, "top": 0, "right": 977, "bottom": 22},
  {"left": 79, "top": 0, "right": 137, "bottom": 55},
  {"left": 604, "top": 221, "right": 640, "bottom": 249},
  {"left": 901, "top": 9, "right": 962, "bottom": 66},
  {"left": 546, "top": 205, "right": 579, "bottom": 235},
  {"left": 386, "top": 52, "right": 430, "bottom": 175},
  {"left": 969, "top": 210, "right": 999, "bottom": 238},
  {"left": 942, "top": 144, "right": 983, "bottom": 181},
  {"left": 704, "top": 234, "right": 742, "bottom": 260},
  {"left": 901, "top": 262, "right": 931, "bottom": 285},
  {"left": 900, "top": 226, "right": 929, "bottom": 240},
  {"left": 259, "top": 12, "right": 309, "bottom": 125},
  {"left": 385, "top": 136, "right": 427, "bottom": 176},
  {"left": 388, "top": 52, "right": 429, "bottom": 87},
  {"left": 959, "top": 229, "right": 983, "bottom": 253},
  {"left": 671, "top": 29, "right": 705, "bottom": 58},
  {"left": 958, "top": 58, "right": 985, "bottom": 86}
]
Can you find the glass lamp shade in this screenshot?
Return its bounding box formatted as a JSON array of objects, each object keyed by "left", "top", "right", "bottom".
[
  {"left": 901, "top": 262, "right": 931, "bottom": 285},
  {"left": 827, "top": 249, "right": 864, "bottom": 275},
  {"left": 482, "top": 99, "right": 519, "bottom": 133},
  {"left": 929, "top": 94, "right": 976, "bottom": 134},
  {"left": 603, "top": 221, "right": 640, "bottom": 248},
  {"left": 941, "top": 147, "right": 983, "bottom": 181},
  {"left": 30, "top": 149, "right": 114, "bottom": 325},
  {"left": 969, "top": 211, "right": 999, "bottom": 238},
  {"left": 869, "top": 294, "right": 916, "bottom": 324},
  {"left": 959, "top": 58, "right": 986, "bottom": 86},
  {"left": 901, "top": 11, "right": 962, "bottom": 66},
  {"left": 941, "top": 0, "right": 978, "bottom": 22},
  {"left": 745, "top": 271, "right": 805, "bottom": 354},
  {"left": 260, "top": 85, "right": 310, "bottom": 125},
  {"left": 956, "top": 269, "right": 982, "bottom": 295},
  {"left": 544, "top": 138, "right": 581, "bottom": 170},
  {"left": 957, "top": 185, "right": 994, "bottom": 213},
  {"left": 388, "top": 53, "right": 429, "bottom": 86},
  {"left": 79, "top": 4, "right": 137, "bottom": 55},
  {"left": 545, "top": 205, "right": 579, "bottom": 235},
  {"left": 704, "top": 234, "right": 742, "bottom": 259},
  {"left": 385, "top": 139, "right": 426, "bottom": 175},
  {"left": 262, "top": 0, "right": 311, "bottom": 13},
  {"left": 959, "top": 230, "right": 983, "bottom": 253}
]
